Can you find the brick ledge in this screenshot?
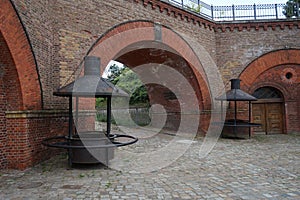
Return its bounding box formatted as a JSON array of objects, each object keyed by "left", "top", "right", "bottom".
[{"left": 5, "top": 110, "right": 69, "bottom": 119}]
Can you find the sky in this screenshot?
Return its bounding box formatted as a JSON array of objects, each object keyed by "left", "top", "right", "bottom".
[{"left": 201, "top": 0, "right": 287, "bottom": 6}]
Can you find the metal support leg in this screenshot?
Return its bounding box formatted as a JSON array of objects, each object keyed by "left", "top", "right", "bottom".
[{"left": 68, "top": 97, "right": 73, "bottom": 167}]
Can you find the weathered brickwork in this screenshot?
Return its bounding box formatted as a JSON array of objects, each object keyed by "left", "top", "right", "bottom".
[
  {"left": 0, "top": 68, "right": 7, "bottom": 169},
  {"left": 0, "top": 30, "right": 25, "bottom": 168},
  {"left": 240, "top": 50, "right": 300, "bottom": 133},
  {"left": 0, "top": 0, "right": 68, "bottom": 169},
  {"left": 0, "top": 0, "right": 42, "bottom": 110},
  {"left": 5, "top": 112, "right": 68, "bottom": 169},
  {"left": 0, "top": 0, "right": 299, "bottom": 169},
  {"left": 249, "top": 65, "right": 299, "bottom": 132},
  {"left": 10, "top": 0, "right": 216, "bottom": 109},
  {"left": 216, "top": 26, "right": 300, "bottom": 83}
]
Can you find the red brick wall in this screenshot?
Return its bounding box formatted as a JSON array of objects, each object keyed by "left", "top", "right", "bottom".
[
  {"left": 0, "top": 0, "right": 67, "bottom": 169},
  {"left": 0, "top": 73, "right": 7, "bottom": 169},
  {"left": 215, "top": 23, "right": 300, "bottom": 84},
  {"left": 0, "top": 0, "right": 42, "bottom": 110},
  {"left": 249, "top": 65, "right": 300, "bottom": 133},
  {"left": 10, "top": 0, "right": 216, "bottom": 110},
  {"left": 240, "top": 50, "right": 300, "bottom": 133},
  {"left": 0, "top": 31, "right": 23, "bottom": 168},
  {"left": 1, "top": 0, "right": 300, "bottom": 169},
  {"left": 5, "top": 112, "right": 68, "bottom": 169}
]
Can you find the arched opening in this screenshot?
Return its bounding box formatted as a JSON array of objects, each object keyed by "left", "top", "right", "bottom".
[
  {"left": 88, "top": 21, "right": 211, "bottom": 134},
  {"left": 114, "top": 44, "right": 203, "bottom": 131},
  {"left": 252, "top": 86, "right": 285, "bottom": 134}
]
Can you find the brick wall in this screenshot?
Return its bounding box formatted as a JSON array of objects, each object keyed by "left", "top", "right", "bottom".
[
  {"left": 1, "top": 0, "right": 299, "bottom": 169},
  {"left": 0, "top": 0, "right": 68, "bottom": 169},
  {"left": 0, "top": 32, "right": 22, "bottom": 168},
  {"left": 10, "top": 0, "right": 216, "bottom": 110},
  {"left": 247, "top": 65, "right": 300, "bottom": 133},
  {"left": 0, "top": 72, "right": 7, "bottom": 169},
  {"left": 9, "top": 0, "right": 58, "bottom": 109},
  {"left": 215, "top": 22, "right": 300, "bottom": 84},
  {"left": 5, "top": 111, "right": 68, "bottom": 169}
]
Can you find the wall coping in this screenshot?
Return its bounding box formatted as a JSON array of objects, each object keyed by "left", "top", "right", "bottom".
[
  {"left": 5, "top": 110, "right": 69, "bottom": 119},
  {"left": 5, "top": 110, "right": 101, "bottom": 119}
]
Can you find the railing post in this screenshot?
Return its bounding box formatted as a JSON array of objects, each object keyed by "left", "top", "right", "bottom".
[
  {"left": 275, "top": 4, "right": 278, "bottom": 19},
  {"left": 211, "top": 5, "right": 214, "bottom": 20},
  {"left": 232, "top": 4, "right": 235, "bottom": 21},
  {"left": 254, "top": 4, "right": 256, "bottom": 20},
  {"left": 181, "top": 0, "right": 184, "bottom": 8},
  {"left": 297, "top": 2, "right": 300, "bottom": 18}
]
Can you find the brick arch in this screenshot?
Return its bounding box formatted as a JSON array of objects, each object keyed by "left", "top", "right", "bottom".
[
  {"left": 88, "top": 20, "right": 211, "bottom": 109},
  {"left": 248, "top": 81, "right": 289, "bottom": 101},
  {"left": 239, "top": 49, "right": 300, "bottom": 89},
  {"left": 239, "top": 49, "right": 300, "bottom": 134},
  {"left": 0, "top": 0, "right": 42, "bottom": 110}
]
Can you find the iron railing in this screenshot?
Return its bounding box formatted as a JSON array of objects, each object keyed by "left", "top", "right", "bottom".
[
  {"left": 164, "top": 0, "right": 299, "bottom": 21},
  {"left": 97, "top": 107, "right": 151, "bottom": 126}
]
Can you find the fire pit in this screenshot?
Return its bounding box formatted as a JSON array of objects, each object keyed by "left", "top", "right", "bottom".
[
  {"left": 215, "top": 79, "right": 261, "bottom": 139},
  {"left": 43, "top": 56, "right": 138, "bottom": 167}
]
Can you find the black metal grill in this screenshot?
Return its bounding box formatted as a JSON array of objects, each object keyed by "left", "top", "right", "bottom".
[
  {"left": 43, "top": 56, "right": 138, "bottom": 167},
  {"left": 215, "top": 79, "right": 261, "bottom": 139}
]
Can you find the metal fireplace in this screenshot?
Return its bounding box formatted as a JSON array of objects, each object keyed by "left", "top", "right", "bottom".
[
  {"left": 43, "top": 56, "right": 138, "bottom": 167},
  {"left": 215, "top": 79, "right": 261, "bottom": 139}
]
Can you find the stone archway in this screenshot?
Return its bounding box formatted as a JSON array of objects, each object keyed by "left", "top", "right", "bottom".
[
  {"left": 87, "top": 20, "right": 212, "bottom": 133},
  {"left": 239, "top": 49, "right": 300, "bottom": 134}
]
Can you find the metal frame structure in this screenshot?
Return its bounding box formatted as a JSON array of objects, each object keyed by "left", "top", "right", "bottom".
[
  {"left": 43, "top": 56, "right": 138, "bottom": 167},
  {"left": 215, "top": 79, "right": 261, "bottom": 139}
]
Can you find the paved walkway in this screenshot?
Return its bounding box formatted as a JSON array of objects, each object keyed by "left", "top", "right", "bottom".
[{"left": 0, "top": 130, "right": 299, "bottom": 200}]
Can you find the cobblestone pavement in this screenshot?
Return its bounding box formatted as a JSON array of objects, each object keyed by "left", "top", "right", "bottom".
[{"left": 0, "top": 129, "right": 299, "bottom": 200}]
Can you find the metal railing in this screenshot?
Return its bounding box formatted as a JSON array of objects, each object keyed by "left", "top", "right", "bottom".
[
  {"left": 164, "top": 0, "right": 299, "bottom": 21},
  {"left": 97, "top": 107, "right": 151, "bottom": 126}
]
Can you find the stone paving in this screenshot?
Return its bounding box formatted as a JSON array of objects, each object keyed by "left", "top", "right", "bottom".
[{"left": 0, "top": 129, "right": 299, "bottom": 200}]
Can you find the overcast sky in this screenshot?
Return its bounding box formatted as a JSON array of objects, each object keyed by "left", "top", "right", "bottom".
[{"left": 201, "top": 0, "right": 286, "bottom": 6}]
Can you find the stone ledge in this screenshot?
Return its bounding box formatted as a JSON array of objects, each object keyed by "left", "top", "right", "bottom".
[
  {"left": 5, "top": 110, "right": 99, "bottom": 119},
  {"left": 5, "top": 110, "right": 69, "bottom": 119}
]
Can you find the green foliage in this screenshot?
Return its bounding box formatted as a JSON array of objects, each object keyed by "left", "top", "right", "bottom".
[
  {"left": 283, "top": 0, "right": 300, "bottom": 18},
  {"left": 96, "top": 97, "right": 106, "bottom": 109},
  {"left": 186, "top": 3, "right": 202, "bottom": 13},
  {"left": 96, "top": 64, "right": 149, "bottom": 109},
  {"left": 96, "top": 63, "right": 150, "bottom": 126},
  {"left": 107, "top": 63, "right": 124, "bottom": 82},
  {"left": 98, "top": 64, "right": 149, "bottom": 108}
]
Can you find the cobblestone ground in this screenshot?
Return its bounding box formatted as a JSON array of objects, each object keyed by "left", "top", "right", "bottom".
[{"left": 0, "top": 129, "right": 299, "bottom": 200}]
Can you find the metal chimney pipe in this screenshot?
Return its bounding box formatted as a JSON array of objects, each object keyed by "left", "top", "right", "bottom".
[
  {"left": 84, "top": 56, "right": 100, "bottom": 76},
  {"left": 230, "top": 79, "right": 240, "bottom": 89}
]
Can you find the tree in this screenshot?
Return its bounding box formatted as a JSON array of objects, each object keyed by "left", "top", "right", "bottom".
[
  {"left": 106, "top": 63, "right": 124, "bottom": 83},
  {"left": 112, "top": 67, "right": 149, "bottom": 106},
  {"left": 96, "top": 64, "right": 149, "bottom": 109},
  {"left": 283, "top": 0, "right": 300, "bottom": 18}
]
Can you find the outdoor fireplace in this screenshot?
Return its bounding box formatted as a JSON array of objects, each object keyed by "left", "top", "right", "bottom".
[
  {"left": 215, "top": 79, "right": 261, "bottom": 139},
  {"left": 43, "top": 56, "right": 138, "bottom": 167}
]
